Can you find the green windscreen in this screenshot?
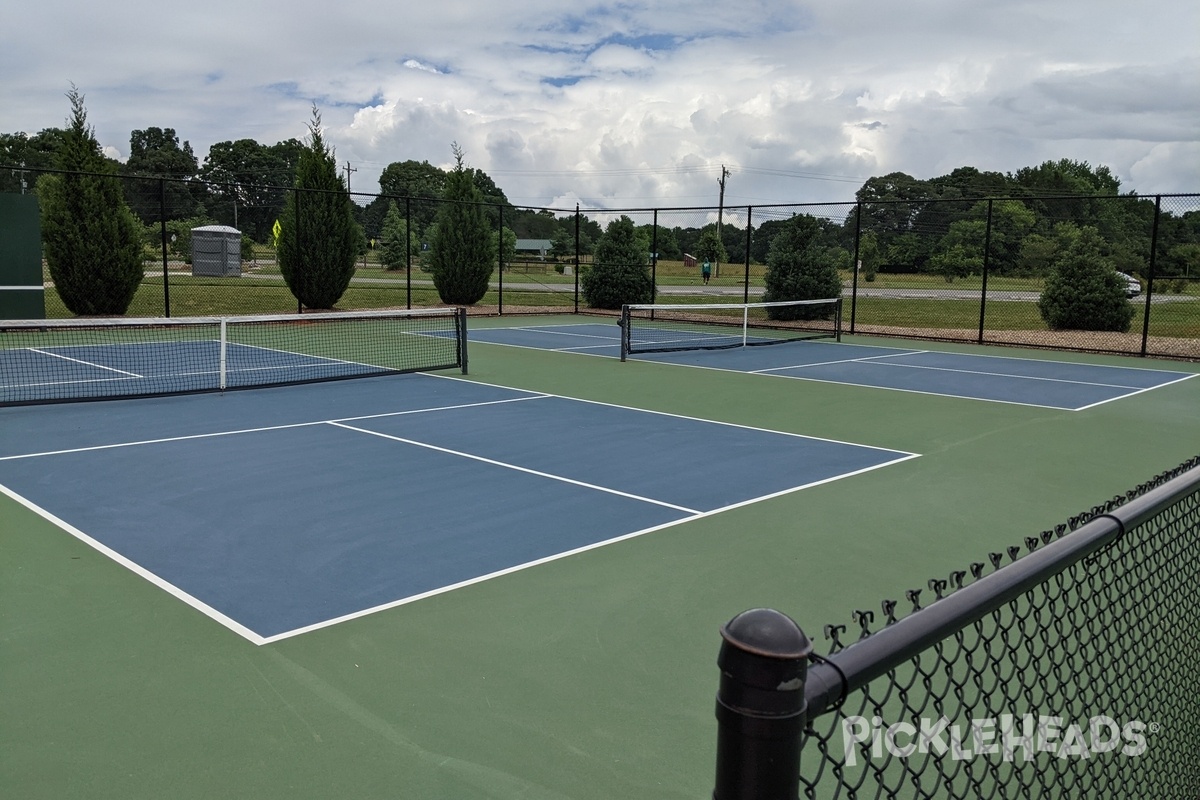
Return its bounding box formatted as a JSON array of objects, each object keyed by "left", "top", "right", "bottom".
[{"left": 0, "top": 193, "right": 45, "bottom": 319}]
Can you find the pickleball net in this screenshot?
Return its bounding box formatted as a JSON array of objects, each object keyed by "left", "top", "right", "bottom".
[
  {"left": 0, "top": 307, "right": 467, "bottom": 405},
  {"left": 619, "top": 297, "right": 842, "bottom": 360}
]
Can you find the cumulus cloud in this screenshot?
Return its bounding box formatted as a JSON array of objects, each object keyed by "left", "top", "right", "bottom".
[{"left": 5, "top": 0, "right": 1197, "bottom": 207}]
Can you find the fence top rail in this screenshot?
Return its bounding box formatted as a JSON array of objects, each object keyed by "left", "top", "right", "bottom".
[{"left": 802, "top": 455, "right": 1200, "bottom": 718}]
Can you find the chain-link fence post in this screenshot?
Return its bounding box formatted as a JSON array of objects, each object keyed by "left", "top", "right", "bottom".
[{"left": 714, "top": 608, "right": 812, "bottom": 800}]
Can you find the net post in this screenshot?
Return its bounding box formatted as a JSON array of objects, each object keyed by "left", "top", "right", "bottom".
[
  {"left": 218, "top": 317, "right": 228, "bottom": 391},
  {"left": 742, "top": 306, "right": 749, "bottom": 348},
  {"left": 619, "top": 305, "right": 630, "bottom": 362},
  {"left": 457, "top": 306, "right": 469, "bottom": 374},
  {"left": 835, "top": 297, "right": 843, "bottom": 343},
  {"left": 713, "top": 608, "right": 811, "bottom": 800}
]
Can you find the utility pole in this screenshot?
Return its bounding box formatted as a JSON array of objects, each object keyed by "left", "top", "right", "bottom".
[
  {"left": 716, "top": 165, "right": 730, "bottom": 277},
  {"left": 343, "top": 161, "right": 357, "bottom": 193}
]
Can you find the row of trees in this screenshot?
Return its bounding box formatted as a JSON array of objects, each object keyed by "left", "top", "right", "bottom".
[
  {"left": 10, "top": 92, "right": 1195, "bottom": 326},
  {"left": 10, "top": 116, "right": 1195, "bottom": 279},
  {"left": 27, "top": 92, "right": 507, "bottom": 312}
]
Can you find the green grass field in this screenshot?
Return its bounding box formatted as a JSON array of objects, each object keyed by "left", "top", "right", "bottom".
[
  {"left": 2, "top": 318, "right": 1198, "bottom": 799},
  {"left": 43, "top": 259, "right": 1200, "bottom": 326}
]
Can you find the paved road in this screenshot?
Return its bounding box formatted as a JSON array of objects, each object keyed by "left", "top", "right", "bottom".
[{"left": 171, "top": 269, "right": 1192, "bottom": 303}]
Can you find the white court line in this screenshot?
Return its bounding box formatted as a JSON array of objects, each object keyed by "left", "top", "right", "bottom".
[
  {"left": 624, "top": 341, "right": 1197, "bottom": 410},
  {"left": 747, "top": 348, "right": 1192, "bottom": 391},
  {"left": 751, "top": 350, "right": 926, "bottom": 373},
  {"left": 468, "top": 336, "right": 616, "bottom": 360},
  {"left": 8, "top": 336, "right": 452, "bottom": 394},
  {"left": 225, "top": 340, "right": 392, "bottom": 372},
  {"left": 259, "top": 450, "right": 919, "bottom": 644},
  {"left": 1, "top": 374, "right": 143, "bottom": 390},
  {"left": 824, "top": 357, "right": 1157, "bottom": 390},
  {"left": 627, "top": 358, "right": 1087, "bottom": 411},
  {"left": 507, "top": 326, "right": 619, "bottom": 342},
  {"left": 28, "top": 347, "right": 144, "bottom": 378},
  {"left": 0, "top": 394, "right": 552, "bottom": 461},
  {"left": 475, "top": 324, "right": 1197, "bottom": 409},
  {"left": 554, "top": 343, "right": 623, "bottom": 352},
  {"left": 1074, "top": 373, "right": 1198, "bottom": 411},
  {"left": 0, "top": 480, "right": 268, "bottom": 646},
  {"left": 482, "top": 321, "right": 1194, "bottom": 380},
  {"left": 477, "top": 326, "right": 619, "bottom": 352},
  {"left": 890, "top": 344, "right": 1199, "bottom": 377},
  {"left": 428, "top": 371, "right": 920, "bottom": 456},
  {"left": 2, "top": 370, "right": 920, "bottom": 644},
  {"left": 327, "top": 421, "right": 701, "bottom": 514}
]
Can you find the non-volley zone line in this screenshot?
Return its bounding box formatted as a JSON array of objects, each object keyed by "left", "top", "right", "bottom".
[
  {"left": 0, "top": 375, "right": 917, "bottom": 643},
  {"left": 469, "top": 322, "right": 623, "bottom": 354},
  {"left": 0, "top": 393, "right": 551, "bottom": 461},
  {"left": 4, "top": 339, "right": 385, "bottom": 383}
]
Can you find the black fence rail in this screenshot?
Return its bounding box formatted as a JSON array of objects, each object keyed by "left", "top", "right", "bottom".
[
  {"left": 713, "top": 454, "right": 1200, "bottom": 799},
  {"left": 5, "top": 166, "right": 1197, "bottom": 359}
]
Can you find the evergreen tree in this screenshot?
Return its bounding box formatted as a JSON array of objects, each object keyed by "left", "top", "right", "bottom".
[
  {"left": 1037, "top": 225, "right": 1134, "bottom": 332},
  {"left": 39, "top": 86, "right": 143, "bottom": 316},
  {"left": 379, "top": 201, "right": 414, "bottom": 270},
  {"left": 277, "top": 108, "right": 361, "bottom": 309},
  {"left": 762, "top": 214, "right": 843, "bottom": 320},
  {"left": 581, "top": 216, "right": 653, "bottom": 309},
  {"left": 428, "top": 144, "right": 495, "bottom": 304}
]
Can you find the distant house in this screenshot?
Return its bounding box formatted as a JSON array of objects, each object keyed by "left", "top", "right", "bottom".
[
  {"left": 683, "top": 253, "right": 697, "bottom": 268},
  {"left": 515, "top": 239, "right": 553, "bottom": 259}
]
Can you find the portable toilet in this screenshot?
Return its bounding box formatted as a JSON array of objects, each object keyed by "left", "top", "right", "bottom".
[{"left": 191, "top": 225, "right": 241, "bottom": 277}]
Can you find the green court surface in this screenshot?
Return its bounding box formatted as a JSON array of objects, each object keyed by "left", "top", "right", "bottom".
[{"left": 3, "top": 315, "right": 1199, "bottom": 800}]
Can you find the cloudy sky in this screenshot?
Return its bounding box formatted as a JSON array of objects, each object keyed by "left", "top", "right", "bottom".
[{"left": 5, "top": 0, "right": 1198, "bottom": 210}]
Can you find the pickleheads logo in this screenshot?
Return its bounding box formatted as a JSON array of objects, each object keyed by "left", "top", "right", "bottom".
[{"left": 840, "top": 714, "right": 1156, "bottom": 767}]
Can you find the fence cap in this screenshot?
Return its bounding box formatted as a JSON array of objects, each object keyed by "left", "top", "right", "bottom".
[{"left": 720, "top": 608, "right": 811, "bottom": 660}]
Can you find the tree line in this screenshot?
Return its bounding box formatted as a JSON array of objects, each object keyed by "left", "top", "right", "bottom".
[
  {"left": 4, "top": 92, "right": 1196, "bottom": 331},
  {"left": 7, "top": 112, "right": 1195, "bottom": 280}
]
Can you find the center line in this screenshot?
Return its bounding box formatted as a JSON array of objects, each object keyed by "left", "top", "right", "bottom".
[{"left": 328, "top": 421, "right": 701, "bottom": 515}]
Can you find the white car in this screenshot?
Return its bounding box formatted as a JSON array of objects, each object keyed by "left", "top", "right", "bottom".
[{"left": 1117, "top": 272, "right": 1141, "bottom": 297}]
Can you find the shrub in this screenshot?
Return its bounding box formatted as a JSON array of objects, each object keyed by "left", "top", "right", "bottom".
[
  {"left": 1037, "top": 226, "right": 1134, "bottom": 332},
  {"left": 762, "top": 215, "right": 843, "bottom": 320},
  {"left": 580, "top": 216, "right": 653, "bottom": 309}
]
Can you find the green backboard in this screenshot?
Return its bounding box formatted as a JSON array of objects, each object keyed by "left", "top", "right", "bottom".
[{"left": 0, "top": 193, "right": 45, "bottom": 319}]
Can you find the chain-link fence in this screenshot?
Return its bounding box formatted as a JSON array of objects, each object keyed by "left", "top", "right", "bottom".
[
  {"left": 7, "top": 165, "right": 1197, "bottom": 360},
  {"left": 844, "top": 194, "right": 1200, "bottom": 360},
  {"left": 714, "top": 455, "right": 1200, "bottom": 799}
]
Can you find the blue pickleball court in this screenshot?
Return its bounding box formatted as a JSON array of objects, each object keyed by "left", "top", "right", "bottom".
[
  {"left": 0, "top": 373, "right": 916, "bottom": 643},
  {"left": 468, "top": 322, "right": 1195, "bottom": 410}
]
